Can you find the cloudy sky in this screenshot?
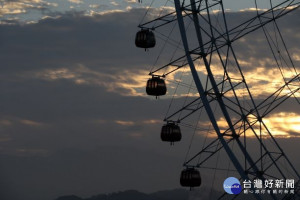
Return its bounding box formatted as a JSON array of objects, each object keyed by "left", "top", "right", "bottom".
[{"left": 0, "top": 1, "right": 299, "bottom": 200}]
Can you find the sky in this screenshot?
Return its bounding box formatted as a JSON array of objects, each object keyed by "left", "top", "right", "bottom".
[{"left": 0, "top": 1, "right": 300, "bottom": 200}]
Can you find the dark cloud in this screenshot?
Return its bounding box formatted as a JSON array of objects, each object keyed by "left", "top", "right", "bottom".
[
  {"left": 0, "top": 7, "right": 299, "bottom": 200},
  {"left": 229, "top": 9, "right": 300, "bottom": 71}
]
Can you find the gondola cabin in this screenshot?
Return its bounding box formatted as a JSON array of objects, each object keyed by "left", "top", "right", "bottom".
[
  {"left": 135, "top": 29, "right": 156, "bottom": 49},
  {"left": 180, "top": 168, "right": 201, "bottom": 189},
  {"left": 146, "top": 76, "right": 167, "bottom": 97},
  {"left": 161, "top": 122, "right": 181, "bottom": 145}
]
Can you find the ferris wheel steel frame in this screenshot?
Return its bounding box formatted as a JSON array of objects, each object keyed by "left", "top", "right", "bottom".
[
  {"left": 139, "top": 0, "right": 300, "bottom": 199},
  {"left": 140, "top": 0, "right": 300, "bottom": 77}
]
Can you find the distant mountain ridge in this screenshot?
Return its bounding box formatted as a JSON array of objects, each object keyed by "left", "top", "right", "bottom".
[{"left": 55, "top": 189, "right": 189, "bottom": 200}]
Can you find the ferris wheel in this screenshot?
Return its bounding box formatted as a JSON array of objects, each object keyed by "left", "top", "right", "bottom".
[{"left": 135, "top": 0, "right": 300, "bottom": 199}]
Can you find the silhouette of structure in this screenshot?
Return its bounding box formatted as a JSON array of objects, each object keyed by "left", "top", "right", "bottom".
[
  {"left": 146, "top": 76, "right": 166, "bottom": 97},
  {"left": 161, "top": 121, "right": 182, "bottom": 145},
  {"left": 136, "top": 0, "right": 300, "bottom": 199},
  {"left": 135, "top": 29, "right": 156, "bottom": 50}
]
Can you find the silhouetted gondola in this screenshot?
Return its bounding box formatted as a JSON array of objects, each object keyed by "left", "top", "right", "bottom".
[
  {"left": 146, "top": 76, "right": 166, "bottom": 97},
  {"left": 135, "top": 29, "right": 156, "bottom": 49},
  {"left": 180, "top": 168, "right": 201, "bottom": 189},
  {"left": 161, "top": 121, "right": 181, "bottom": 145}
]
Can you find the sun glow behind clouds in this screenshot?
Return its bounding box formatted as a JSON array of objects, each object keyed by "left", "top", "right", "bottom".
[
  {"left": 35, "top": 65, "right": 151, "bottom": 96},
  {"left": 200, "top": 112, "right": 300, "bottom": 138},
  {"left": 261, "top": 112, "right": 300, "bottom": 138}
]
